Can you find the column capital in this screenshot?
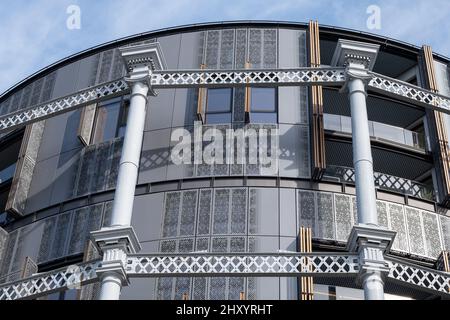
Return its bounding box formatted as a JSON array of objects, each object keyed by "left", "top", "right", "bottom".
[
  {"left": 119, "top": 42, "right": 167, "bottom": 96},
  {"left": 346, "top": 224, "right": 396, "bottom": 285},
  {"left": 332, "top": 39, "right": 380, "bottom": 88},
  {"left": 90, "top": 226, "right": 141, "bottom": 286}
]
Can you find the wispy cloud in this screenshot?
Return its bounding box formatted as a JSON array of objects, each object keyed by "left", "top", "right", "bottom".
[{"left": 0, "top": 0, "right": 449, "bottom": 94}]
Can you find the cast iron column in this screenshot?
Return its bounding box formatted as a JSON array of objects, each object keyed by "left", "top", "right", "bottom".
[
  {"left": 332, "top": 39, "right": 395, "bottom": 300},
  {"left": 91, "top": 43, "right": 166, "bottom": 300}
]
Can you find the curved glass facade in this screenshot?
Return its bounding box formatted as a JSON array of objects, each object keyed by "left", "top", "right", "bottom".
[{"left": 0, "top": 22, "right": 449, "bottom": 300}]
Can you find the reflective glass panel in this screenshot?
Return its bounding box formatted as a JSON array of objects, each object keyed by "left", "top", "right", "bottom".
[{"left": 92, "top": 100, "right": 121, "bottom": 143}]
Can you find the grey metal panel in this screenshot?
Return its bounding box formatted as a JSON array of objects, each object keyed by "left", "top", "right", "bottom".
[
  {"left": 279, "top": 124, "right": 310, "bottom": 178},
  {"left": 235, "top": 29, "right": 247, "bottom": 69},
  {"left": 278, "top": 29, "right": 307, "bottom": 68},
  {"left": 167, "top": 126, "right": 195, "bottom": 180},
  {"left": 279, "top": 277, "right": 298, "bottom": 300},
  {"left": 97, "top": 50, "right": 114, "bottom": 84},
  {"left": 73, "top": 138, "right": 122, "bottom": 197},
  {"left": 77, "top": 104, "right": 96, "bottom": 146},
  {"left": 49, "top": 148, "right": 82, "bottom": 206},
  {"left": 0, "top": 228, "right": 8, "bottom": 272},
  {"left": 439, "top": 215, "right": 450, "bottom": 251},
  {"left": 52, "top": 62, "right": 80, "bottom": 99},
  {"left": 388, "top": 203, "right": 409, "bottom": 253},
  {"left": 162, "top": 192, "right": 181, "bottom": 238},
  {"left": 334, "top": 194, "right": 352, "bottom": 242},
  {"left": 75, "top": 55, "right": 100, "bottom": 91},
  {"left": 7, "top": 122, "right": 45, "bottom": 215},
  {"left": 247, "top": 235, "right": 279, "bottom": 300},
  {"left": 212, "top": 189, "right": 230, "bottom": 235},
  {"left": 279, "top": 236, "right": 297, "bottom": 252},
  {"left": 120, "top": 278, "right": 157, "bottom": 300},
  {"left": 278, "top": 87, "right": 309, "bottom": 124},
  {"left": 131, "top": 193, "right": 165, "bottom": 242},
  {"left": 157, "top": 34, "right": 181, "bottom": 69},
  {"left": 405, "top": 207, "right": 425, "bottom": 256},
  {"left": 145, "top": 89, "right": 175, "bottom": 131},
  {"left": 421, "top": 210, "right": 443, "bottom": 258},
  {"left": 178, "top": 31, "right": 204, "bottom": 69},
  {"left": 298, "top": 190, "right": 316, "bottom": 233},
  {"left": 316, "top": 192, "right": 335, "bottom": 240},
  {"left": 220, "top": 30, "right": 235, "bottom": 70},
  {"left": 41, "top": 71, "right": 57, "bottom": 102},
  {"left": 179, "top": 191, "right": 198, "bottom": 236},
  {"left": 30, "top": 78, "right": 44, "bottom": 107},
  {"left": 280, "top": 189, "right": 297, "bottom": 237},
  {"left": 25, "top": 154, "right": 58, "bottom": 214},
  {"left": 37, "top": 111, "right": 83, "bottom": 162},
  {"left": 248, "top": 188, "right": 279, "bottom": 236},
  {"left": 1, "top": 222, "right": 44, "bottom": 279},
  {"left": 171, "top": 89, "right": 197, "bottom": 127},
  {"left": 67, "top": 204, "right": 103, "bottom": 255},
  {"left": 230, "top": 188, "right": 247, "bottom": 234},
  {"left": 376, "top": 200, "right": 389, "bottom": 228},
  {"left": 138, "top": 129, "right": 170, "bottom": 184}
]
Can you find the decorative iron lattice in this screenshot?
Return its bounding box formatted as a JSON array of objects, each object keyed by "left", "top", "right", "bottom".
[
  {"left": 369, "top": 72, "right": 450, "bottom": 111},
  {"left": 2, "top": 68, "right": 450, "bottom": 132},
  {"left": 1, "top": 254, "right": 450, "bottom": 300},
  {"left": 0, "top": 260, "right": 101, "bottom": 300},
  {"left": 150, "top": 67, "right": 346, "bottom": 88},
  {"left": 126, "top": 253, "right": 359, "bottom": 277},
  {"left": 386, "top": 258, "right": 450, "bottom": 295},
  {"left": 0, "top": 79, "right": 129, "bottom": 132},
  {"left": 324, "top": 166, "right": 435, "bottom": 201}
]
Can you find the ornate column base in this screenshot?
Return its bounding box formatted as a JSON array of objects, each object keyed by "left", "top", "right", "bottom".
[
  {"left": 346, "top": 224, "right": 396, "bottom": 300},
  {"left": 90, "top": 226, "right": 141, "bottom": 300}
]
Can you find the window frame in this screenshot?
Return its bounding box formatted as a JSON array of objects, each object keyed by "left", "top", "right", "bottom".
[
  {"left": 205, "top": 88, "right": 233, "bottom": 125},
  {"left": 90, "top": 96, "right": 130, "bottom": 144},
  {"left": 249, "top": 87, "right": 278, "bottom": 124}
]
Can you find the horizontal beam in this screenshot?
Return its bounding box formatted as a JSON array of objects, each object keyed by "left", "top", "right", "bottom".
[
  {"left": 0, "top": 253, "right": 448, "bottom": 300},
  {"left": 150, "top": 67, "right": 346, "bottom": 88},
  {"left": 126, "top": 253, "right": 359, "bottom": 277},
  {"left": 0, "top": 79, "right": 129, "bottom": 133},
  {"left": 368, "top": 72, "right": 450, "bottom": 112},
  {"left": 0, "top": 260, "right": 101, "bottom": 300},
  {"left": 386, "top": 257, "right": 450, "bottom": 296},
  {"left": 1, "top": 68, "right": 450, "bottom": 133}
]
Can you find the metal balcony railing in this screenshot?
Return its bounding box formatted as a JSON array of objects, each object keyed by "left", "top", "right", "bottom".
[
  {"left": 324, "top": 114, "right": 426, "bottom": 151},
  {"left": 323, "top": 166, "right": 435, "bottom": 201}
]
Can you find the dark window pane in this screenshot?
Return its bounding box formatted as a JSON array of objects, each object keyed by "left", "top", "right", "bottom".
[
  {"left": 207, "top": 88, "right": 232, "bottom": 113},
  {"left": 117, "top": 101, "right": 130, "bottom": 138},
  {"left": 206, "top": 113, "right": 232, "bottom": 124},
  {"left": 251, "top": 88, "right": 276, "bottom": 112},
  {"left": 250, "top": 113, "right": 277, "bottom": 124},
  {"left": 92, "top": 101, "right": 121, "bottom": 143}
]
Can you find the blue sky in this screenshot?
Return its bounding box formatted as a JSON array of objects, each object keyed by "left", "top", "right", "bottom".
[{"left": 1, "top": 0, "right": 449, "bottom": 94}]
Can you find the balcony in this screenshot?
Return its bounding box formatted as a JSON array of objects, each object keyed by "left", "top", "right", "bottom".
[
  {"left": 324, "top": 114, "right": 426, "bottom": 151},
  {"left": 323, "top": 165, "right": 435, "bottom": 201}
]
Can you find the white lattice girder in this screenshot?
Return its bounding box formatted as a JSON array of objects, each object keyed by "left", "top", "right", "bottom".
[
  {"left": 386, "top": 258, "right": 450, "bottom": 295},
  {"left": 0, "top": 79, "right": 129, "bottom": 133},
  {"left": 0, "top": 253, "right": 449, "bottom": 300},
  {"left": 125, "top": 253, "right": 359, "bottom": 277},
  {"left": 0, "top": 260, "right": 101, "bottom": 300},
  {"left": 368, "top": 73, "right": 450, "bottom": 111},
  {"left": 149, "top": 67, "right": 346, "bottom": 88},
  {"left": 1, "top": 68, "right": 450, "bottom": 133}
]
